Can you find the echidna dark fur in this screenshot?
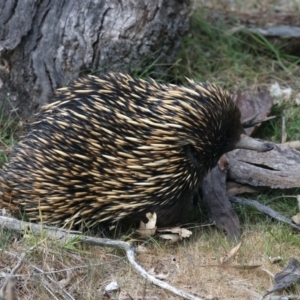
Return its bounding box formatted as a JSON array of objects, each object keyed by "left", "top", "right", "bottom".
[{"left": 0, "top": 73, "right": 272, "bottom": 228}]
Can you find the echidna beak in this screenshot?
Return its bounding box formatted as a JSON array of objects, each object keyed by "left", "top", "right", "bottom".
[{"left": 236, "top": 134, "right": 273, "bottom": 152}]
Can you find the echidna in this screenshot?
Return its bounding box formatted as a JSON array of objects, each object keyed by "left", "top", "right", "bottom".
[{"left": 0, "top": 73, "right": 272, "bottom": 228}]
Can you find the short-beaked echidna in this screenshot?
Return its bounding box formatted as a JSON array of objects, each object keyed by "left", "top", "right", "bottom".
[{"left": 0, "top": 73, "right": 273, "bottom": 228}]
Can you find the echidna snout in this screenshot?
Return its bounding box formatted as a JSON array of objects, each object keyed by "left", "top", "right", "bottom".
[{"left": 236, "top": 134, "right": 273, "bottom": 152}]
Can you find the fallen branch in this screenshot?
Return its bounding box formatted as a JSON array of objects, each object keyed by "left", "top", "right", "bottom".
[
  {"left": 202, "top": 158, "right": 240, "bottom": 240},
  {"left": 247, "top": 25, "right": 300, "bottom": 39},
  {"left": 32, "top": 265, "right": 75, "bottom": 300},
  {"left": 227, "top": 143, "right": 300, "bottom": 189},
  {"left": 0, "top": 216, "right": 203, "bottom": 300},
  {"left": 229, "top": 196, "right": 300, "bottom": 231}
]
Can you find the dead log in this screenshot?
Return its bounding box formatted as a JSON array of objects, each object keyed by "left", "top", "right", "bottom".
[
  {"left": 224, "top": 143, "right": 300, "bottom": 231},
  {"left": 200, "top": 143, "right": 300, "bottom": 239},
  {"left": 227, "top": 143, "right": 300, "bottom": 189},
  {"left": 0, "top": 0, "right": 189, "bottom": 118},
  {"left": 201, "top": 158, "right": 240, "bottom": 240},
  {"left": 230, "top": 196, "right": 300, "bottom": 231},
  {"left": 232, "top": 88, "right": 273, "bottom": 136}
]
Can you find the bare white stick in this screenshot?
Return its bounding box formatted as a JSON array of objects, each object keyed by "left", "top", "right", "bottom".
[{"left": 0, "top": 216, "right": 203, "bottom": 300}]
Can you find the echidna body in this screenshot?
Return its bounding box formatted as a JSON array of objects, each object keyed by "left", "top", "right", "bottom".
[{"left": 0, "top": 73, "right": 272, "bottom": 228}]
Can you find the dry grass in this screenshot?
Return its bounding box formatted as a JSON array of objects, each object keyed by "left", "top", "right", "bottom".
[
  {"left": 1, "top": 0, "right": 300, "bottom": 299},
  {"left": 1, "top": 223, "right": 300, "bottom": 299}
]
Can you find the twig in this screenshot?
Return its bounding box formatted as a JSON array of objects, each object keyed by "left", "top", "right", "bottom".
[
  {"left": 33, "top": 266, "right": 75, "bottom": 300},
  {"left": 260, "top": 267, "right": 275, "bottom": 279},
  {"left": 0, "top": 237, "right": 47, "bottom": 298},
  {"left": 11, "top": 238, "right": 48, "bottom": 274},
  {"left": 80, "top": 237, "right": 202, "bottom": 300},
  {"left": 0, "top": 216, "right": 203, "bottom": 300},
  {"left": 0, "top": 259, "right": 124, "bottom": 279},
  {"left": 3, "top": 277, "right": 15, "bottom": 300},
  {"left": 0, "top": 249, "right": 19, "bottom": 259},
  {"left": 229, "top": 196, "right": 300, "bottom": 231}
]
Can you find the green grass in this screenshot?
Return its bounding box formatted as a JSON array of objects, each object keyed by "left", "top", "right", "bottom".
[
  {"left": 233, "top": 191, "right": 300, "bottom": 225},
  {"left": 172, "top": 9, "right": 300, "bottom": 90},
  {"left": 256, "top": 105, "right": 300, "bottom": 142},
  {"left": 0, "top": 96, "right": 24, "bottom": 166},
  {"left": 0, "top": 118, "right": 20, "bottom": 166}
]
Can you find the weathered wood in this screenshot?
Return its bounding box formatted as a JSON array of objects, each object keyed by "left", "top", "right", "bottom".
[
  {"left": 227, "top": 144, "right": 300, "bottom": 189},
  {"left": 263, "top": 258, "right": 300, "bottom": 298},
  {"left": 227, "top": 181, "right": 264, "bottom": 196},
  {"left": 230, "top": 196, "right": 300, "bottom": 231},
  {"left": 0, "top": 0, "right": 189, "bottom": 118},
  {"left": 201, "top": 160, "right": 240, "bottom": 240},
  {"left": 201, "top": 143, "right": 300, "bottom": 238},
  {"left": 232, "top": 88, "right": 273, "bottom": 136}
]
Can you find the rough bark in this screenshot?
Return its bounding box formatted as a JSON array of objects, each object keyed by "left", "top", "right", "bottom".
[
  {"left": 232, "top": 88, "right": 273, "bottom": 136},
  {"left": 202, "top": 161, "right": 240, "bottom": 240},
  {"left": 227, "top": 143, "right": 300, "bottom": 189},
  {"left": 200, "top": 142, "right": 300, "bottom": 239},
  {"left": 0, "top": 0, "right": 189, "bottom": 118}
]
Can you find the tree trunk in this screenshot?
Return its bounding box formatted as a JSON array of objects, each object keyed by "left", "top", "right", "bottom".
[{"left": 0, "top": 0, "right": 189, "bottom": 118}]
